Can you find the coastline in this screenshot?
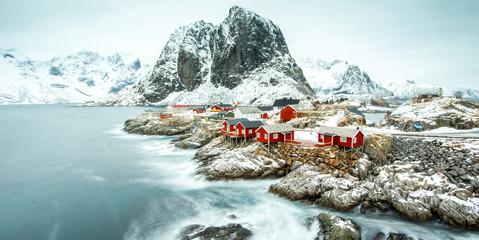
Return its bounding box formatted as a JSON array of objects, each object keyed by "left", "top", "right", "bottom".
[{"left": 123, "top": 111, "right": 479, "bottom": 238}]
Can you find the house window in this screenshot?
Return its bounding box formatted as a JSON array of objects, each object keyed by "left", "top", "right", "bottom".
[
  {"left": 320, "top": 135, "right": 324, "bottom": 140},
  {"left": 265, "top": 134, "right": 268, "bottom": 140},
  {"left": 242, "top": 130, "right": 245, "bottom": 134},
  {"left": 273, "top": 134, "right": 278, "bottom": 139},
  {"left": 340, "top": 136, "right": 347, "bottom": 142},
  {"left": 354, "top": 137, "right": 357, "bottom": 144},
  {"left": 257, "top": 133, "right": 260, "bottom": 138},
  {"left": 248, "top": 129, "right": 252, "bottom": 134}
]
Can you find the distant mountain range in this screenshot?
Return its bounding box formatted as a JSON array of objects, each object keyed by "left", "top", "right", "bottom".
[
  {"left": 298, "top": 58, "right": 393, "bottom": 97},
  {"left": 380, "top": 79, "right": 479, "bottom": 99},
  {"left": 0, "top": 48, "right": 148, "bottom": 104},
  {"left": 1, "top": 6, "right": 477, "bottom": 105}
]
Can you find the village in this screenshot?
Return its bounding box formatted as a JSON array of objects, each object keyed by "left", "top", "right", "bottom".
[
  {"left": 157, "top": 97, "right": 365, "bottom": 152},
  {"left": 122, "top": 92, "right": 479, "bottom": 237}
]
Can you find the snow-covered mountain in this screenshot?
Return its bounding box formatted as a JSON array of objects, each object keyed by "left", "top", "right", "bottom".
[
  {"left": 380, "top": 79, "right": 479, "bottom": 99},
  {"left": 298, "top": 58, "right": 393, "bottom": 98},
  {"left": 0, "top": 48, "right": 148, "bottom": 105},
  {"left": 116, "top": 6, "right": 315, "bottom": 106}
]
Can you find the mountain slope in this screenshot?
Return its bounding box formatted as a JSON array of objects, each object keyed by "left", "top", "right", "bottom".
[
  {"left": 0, "top": 49, "right": 148, "bottom": 105},
  {"left": 118, "top": 6, "right": 315, "bottom": 106},
  {"left": 298, "top": 58, "right": 393, "bottom": 97}
]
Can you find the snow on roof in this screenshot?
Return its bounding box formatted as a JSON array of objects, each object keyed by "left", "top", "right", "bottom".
[
  {"left": 236, "top": 106, "right": 261, "bottom": 114},
  {"left": 318, "top": 126, "right": 360, "bottom": 138},
  {"left": 238, "top": 120, "right": 264, "bottom": 128},
  {"left": 260, "top": 123, "right": 295, "bottom": 133},
  {"left": 287, "top": 104, "right": 305, "bottom": 111}
]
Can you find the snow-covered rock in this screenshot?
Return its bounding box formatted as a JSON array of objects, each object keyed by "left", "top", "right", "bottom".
[
  {"left": 317, "top": 212, "right": 361, "bottom": 240},
  {"left": 381, "top": 97, "right": 479, "bottom": 131},
  {"left": 380, "top": 79, "right": 479, "bottom": 99},
  {"left": 298, "top": 58, "right": 393, "bottom": 98},
  {"left": 0, "top": 48, "right": 148, "bottom": 105},
  {"left": 116, "top": 6, "right": 315, "bottom": 106},
  {"left": 194, "top": 138, "right": 287, "bottom": 180}
]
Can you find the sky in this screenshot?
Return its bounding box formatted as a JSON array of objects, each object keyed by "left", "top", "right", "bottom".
[{"left": 1, "top": 0, "right": 478, "bottom": 90}]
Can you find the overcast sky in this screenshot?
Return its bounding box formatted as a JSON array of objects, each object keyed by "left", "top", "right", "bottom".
[{"left": 1, "top": 0, "right": 478, "bottom": 89}]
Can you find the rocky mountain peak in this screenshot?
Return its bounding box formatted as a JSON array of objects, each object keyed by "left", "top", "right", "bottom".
[{"left": 123, "top": 6, "right": 315, "bottom": 105}]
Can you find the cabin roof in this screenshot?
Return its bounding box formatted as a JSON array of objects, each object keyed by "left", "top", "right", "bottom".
[
  {"left": 236, "top": 106, "right": 261, "bottom": 114},
  {"left": 238, "top": 120, "right": 264, "bottom": 129},
  {"left": 317, "top": 126, "right": 360, "bottom": 138},
  {"left": 214, "top": 104, "right": 233, "bottom": 108},
  {"left": 257, "top": 106, "right": 273, "bottom": 111},
  {"left": 260, "top": 123, "right": 295, "bottom": 133},
  {"left": 273, "top": 98, "right": 300, "bottom": 107},
  {"left": 208, "top": 113, "right": 219, "bottom": 119},
  {"left": 224, "top": 118, "right": 248, "bottom": 126}
]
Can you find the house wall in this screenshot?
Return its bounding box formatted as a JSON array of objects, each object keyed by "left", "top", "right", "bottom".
[
  {"left": 236, "top": 124, "right": 258, "bottom": 138},
  {"left": 255, "top": 127, "right": 294, "bottom": 143},
  {"left": 221, "top": 122, "right": 228, "bottom": 131},
  {"left": 255, "top": 127, "right": 269, "bottom": 143},
  {"left": 334, "top": 136, "right": 352, "bottom": 148},
  {"left": 353, "top": 132, "right": 364, "bottom": 148},
  {"left": 211, "top": 106, "right": 222, "bottom": 112},
  {"left": 280, "top": 106, "right": 296, "bottom": 121},
  {"left": 318, "top": 134, "right": 334, "bottom": 145}
]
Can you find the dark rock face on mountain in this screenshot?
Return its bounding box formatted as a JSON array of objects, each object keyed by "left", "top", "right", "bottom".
[
  {"left": 210, "top": 6, "right": 309, "bottom": 90},
  {"left": 123, "top": 6, "right": 315, "bottom": 106}
]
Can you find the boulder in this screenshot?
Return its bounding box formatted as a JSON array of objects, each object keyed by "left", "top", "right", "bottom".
[
  {"left": 269, "top": 164, "right": 356, "bottom": 201},
  {"left": 363, "top": 134, "right": 393, "bottom": 166},
  {"left": 386, "top": 233, "right": 413, "bottom": 240},
  {"left": 437, "top": 196, "right": 479, "bottom": 228},
  {"left": 179, "top": 223, "right": 252, "bottom": 240},
  {"left": 195, "top": 139, "right": 286, "bottom": 180},
  {"left": 318, "top": 187, "right": 368, "bottom": 211},
  {"left": 317, "top": 212, "right": 361, "bottom": 240}
]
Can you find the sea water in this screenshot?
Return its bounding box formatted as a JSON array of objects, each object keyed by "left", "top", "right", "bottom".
[{"left": 1, "top": 105, "right": 478, "bottom": 240}]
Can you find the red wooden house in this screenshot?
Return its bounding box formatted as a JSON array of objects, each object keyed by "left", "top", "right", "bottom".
[
  {"left": 211, "top": 104, "right": 234, "bottom": 112},
  {"left": 221, "top": 118, "right": 248, "bottom": 137},
  {"left": 317, "top": 126, "right": 364, "bottom": 148},
  {"left": 193, "top": 108, "right": 206, "bottom": 114},
  {"left": 261, "top": 112, "right": 269, "bottom": 119},
  {"left": 255, "top": 123, "right": 295, "bottom": 144},
  {"left": 160, "top": 113, "right": 172, "bottom": 119},
  {"left": 236, "top": 120, "right": 264, "bottom": 138},
  {"left": 280, "top": 104, "right": 304, "bottom": 121}
]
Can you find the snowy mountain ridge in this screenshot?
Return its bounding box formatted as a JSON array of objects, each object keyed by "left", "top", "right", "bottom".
[
  {"left": 0, "top": 48, "right": 148, "bottom": 105},
  {"left": 380, "top": 79, "right": 479, "bottom": 99},
  {"left": 114, "top": 6, "right": 315, "bottom": 106},
  {"left": 298, "top": 58, "right": 393, "bottom": 98}
]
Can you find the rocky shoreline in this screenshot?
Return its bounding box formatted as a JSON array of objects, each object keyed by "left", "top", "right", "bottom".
[{"left": 123, "top": 112, "right": 479, "bottom": 238}]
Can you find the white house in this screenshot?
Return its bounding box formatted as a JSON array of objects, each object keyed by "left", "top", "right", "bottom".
[{"left": 234, "top": 106, "right": 261, "bottom": 119}]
